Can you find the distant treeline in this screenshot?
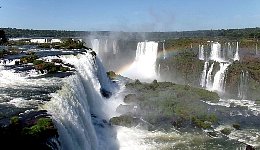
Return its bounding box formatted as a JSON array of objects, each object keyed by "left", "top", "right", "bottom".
[{"left": 2, "top": 27, "right": 260, "bottom": 40}]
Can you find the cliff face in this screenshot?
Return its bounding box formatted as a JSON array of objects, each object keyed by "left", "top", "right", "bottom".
[
  {"left": 158, "top": 45, "right": 260, "bottom": 101},
  {"left": 225, "top": 56, "right": 260, "bottom": 100},
  {"left": 158, "top": 50, "right": 204, "bottom": 86}
]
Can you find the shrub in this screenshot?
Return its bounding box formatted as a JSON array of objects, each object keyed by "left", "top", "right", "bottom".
[
  {"left": 107, "top": 71, "right": 117, "bottom": 80},
  {"left": 220, "top": 128, "right": 232, "bottom": 135},
  {"left": 10, "top": 116, "right": 20, "bottom": 125},
  {"left": 23, "top": 118, "right": 53, "bottom": 137}
]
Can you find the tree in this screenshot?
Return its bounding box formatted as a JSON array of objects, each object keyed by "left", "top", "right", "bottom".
[{"left": 0, "top": 30, "right": 8, "bottom": 44}]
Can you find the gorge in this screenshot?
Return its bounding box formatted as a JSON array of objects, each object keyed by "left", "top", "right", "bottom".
[{"left": 0, "top": 34, "right": 259, "bottom": 149}]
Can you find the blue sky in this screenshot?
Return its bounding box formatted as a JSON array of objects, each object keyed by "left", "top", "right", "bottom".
[{"left": 0, "top": 0, "right": 259, "bottom": 31}]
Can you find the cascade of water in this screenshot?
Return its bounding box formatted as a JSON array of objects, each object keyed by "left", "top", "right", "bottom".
[
  {"left": 200, "top": 61, "right": 208, "bottom": 87},
  {"left": 112, "top": 40, "right": 118, "bottom": 55},
  {"left": 104, "top": 39, "right": 108, "bottom": 53},
  {"left": 211, "top": 63, "right": 230, "bottom": 92},
  {"left": 227, "top": 42, "right": 233, "bottom": 59},
  {"left": 205, "top": 62, "right": 214, "bottom": 89},
  {"left": 91, "top": 39, "right": 100, "bottom": 55},
  {"left": 45, "top": 75, "right": 99, "bottom": 150},
  {"left": 234, "top": 42, "right": 240, "bottom": 61},
  {"left": 198, "top": 44, "right": 205, "bottom": 60},
  {"left": 122, "top": 41, "right": 158, "bottom": 81},
  {"left": 157, "top": 64, "right": 161, "bottom": 78},
  {"left": 238, "top": 70, "right": 249, "bottom": 99},
  {"left": 45, "top": 52, "right": 118, "bottom": 150},
  {"left": 163, "top": 41, "right": 166, "bottom": 59},
  {"left": 210, "top": 42, "right": 222, "bottom": 62}
]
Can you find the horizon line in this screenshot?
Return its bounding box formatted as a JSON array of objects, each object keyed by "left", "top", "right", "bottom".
[{"left": 1, "top": 26, "right": 260, "bottom": 33}]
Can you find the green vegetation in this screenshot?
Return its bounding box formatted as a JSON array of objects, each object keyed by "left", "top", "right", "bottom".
[
  {"left": 20, "top": 54, "right": 39, "bottom": 64},
  {"left": 158, "top": 50, "right": 204, "bottom": 86},
  {"left": 34, "top": 61, "right": 69, "bottom": 74},
  {"left": 22, "top": 118, "right": 53, "bottom": 137},
  {"left": 116, "top": 80, "right": 220, "bottom": 130},
  {"left": 61, "top": 38, "right": 86, "bottom": 49},
  {"left": 123, "top": 94, "right": 138, "bottom": 103},
  {"left": 19, "top": 53, "right": 70, "bottom": 74},
  {"left": 37, "top": 38, "right": 87, "bottom": 49},
  {"left": 232, "top": 123, "right": 240, "bottom": 130},
  {"left": 0, "top": 30, "right": 8, "bottom": 44},
  {"left": 10, "top": 116, "right": 20, "bottom": 125},
  {"left": 192, "top": 114, "right": 217, "bottom": 129},
  {"left": 0, "top": 47, "right": 21, "bottom": 58},
  {"left": 165, "top": 38, "right": 207, "bottom": 50},
  {"left": 107, "top": 71, "right": 117, "bottom": 80},
  {"left": 220, "top": 128, "right": 232, "bottom": 135},
  {"left": 109, "top": 115, "right": 139, "bottom": 127},
  {"left": 225, "top": 56, "right": 260, "bottom": 100},
  {"left": 3, "top": 27, "right": 260, "bottom": 40},
  {"left": 0, "top": 114, "right": 58, "bottom": 150}
]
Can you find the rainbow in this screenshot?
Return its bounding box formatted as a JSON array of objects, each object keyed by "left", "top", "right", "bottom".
[{"left": 116, "top": 49, "right": 179, "bottom": 75}]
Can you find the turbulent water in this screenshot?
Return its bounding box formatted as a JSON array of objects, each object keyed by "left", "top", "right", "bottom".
[
  {"left": 1, "top": 40, "right": 260, "bottom": 150},
  {"left": 44, "top": 52, "right": 119, "bottom": 150}
]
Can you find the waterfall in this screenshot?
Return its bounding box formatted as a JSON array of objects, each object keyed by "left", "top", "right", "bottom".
[
  {"left": 198, "top": 44, "right": 205, "bottom": 60},
  {"left": 200, "top": 42, "right": 232, "bottom": 92},
  {"left": 200, "top": 61, "right": 208, "bottom": 87},
  {"left": 104, "top": 39, "right": 108, "bottom": 53},
  {"left": 210, "top": 42, "right": 222, "bottom": 62},
  {"left": 157, "top": 64, "right": 161, "bottom": 78},
  {"left": 163, "top": 41, "right": 166, "bottom": 59},
  {"left": 122, "top": 41, "right": 158, "bottom": 81},
  {"left": 44, "top": 52, "right": 118, "bottom": 150},
  {"left": 233, "top": 42, "right": 240, "bottom": 61},
  {"left": 238, "top": 70, "right": 249, "bottom": 99},
  {"left": 211, "top": 63, "right": 230, "bottom": 92},
  {"left": 112, "top": 40, "right": 118, "bottom": 55},
  {"left": 205, "top": 62, "right": 215, "bottom": 89},
  {"left": 227, "top": 42, "right": 233, "bottom": 59},
  {"left": 91, "top": 39, "right": 100, "bottom": 55}
]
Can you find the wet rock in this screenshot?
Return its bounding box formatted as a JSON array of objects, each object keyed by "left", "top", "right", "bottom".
[
  {"left": 100, "top": 88, "right": 112, "bottom": 98},
  {"left": 123, "top": 94, "right": 138, "bottom": 103},
  {"left": 232, "top": 123, "right": 240, "bottom": 130},
  {"left": 51, "top": 59, "right": 63, "bottom": 63},
  {"left": 0, "top": 110, "right": 59, "bottom": 150},
  {"left": 208, "top": 131, "right": 218, "bottom": 137},
  {"left": 246, "top": 145, "right": 255, "bottom": 150},
  {"left": 109, "top": 115, "right": 140, "bottom": 127},
  {"left": 90, "top": 51, "right": 96, "bottom": 57}
]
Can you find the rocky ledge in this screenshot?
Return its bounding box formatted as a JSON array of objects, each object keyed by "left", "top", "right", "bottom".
[{"left": 0, "top": 110, "right": 59, "bottom": 150}]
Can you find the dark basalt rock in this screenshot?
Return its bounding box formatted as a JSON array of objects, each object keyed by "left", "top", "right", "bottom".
[
  {"left": 0, "top": 110, "right": 59, "bottom": 150},
  {"left": 109, "top": 115, "right": 140, "bottom": 128},
  {"left": 246, "top": 145, "right": 255, "bottom": 150},
  {"left": 100, "top": 88, "right": 112, "bottom": 98},
  {"left": 90, "top": 51, "right": 96, "bottom": 57}
]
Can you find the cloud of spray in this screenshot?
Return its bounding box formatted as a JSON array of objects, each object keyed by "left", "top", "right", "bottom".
[{"left": 81, "top": 8, "right": 176, "bottom": 74}]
